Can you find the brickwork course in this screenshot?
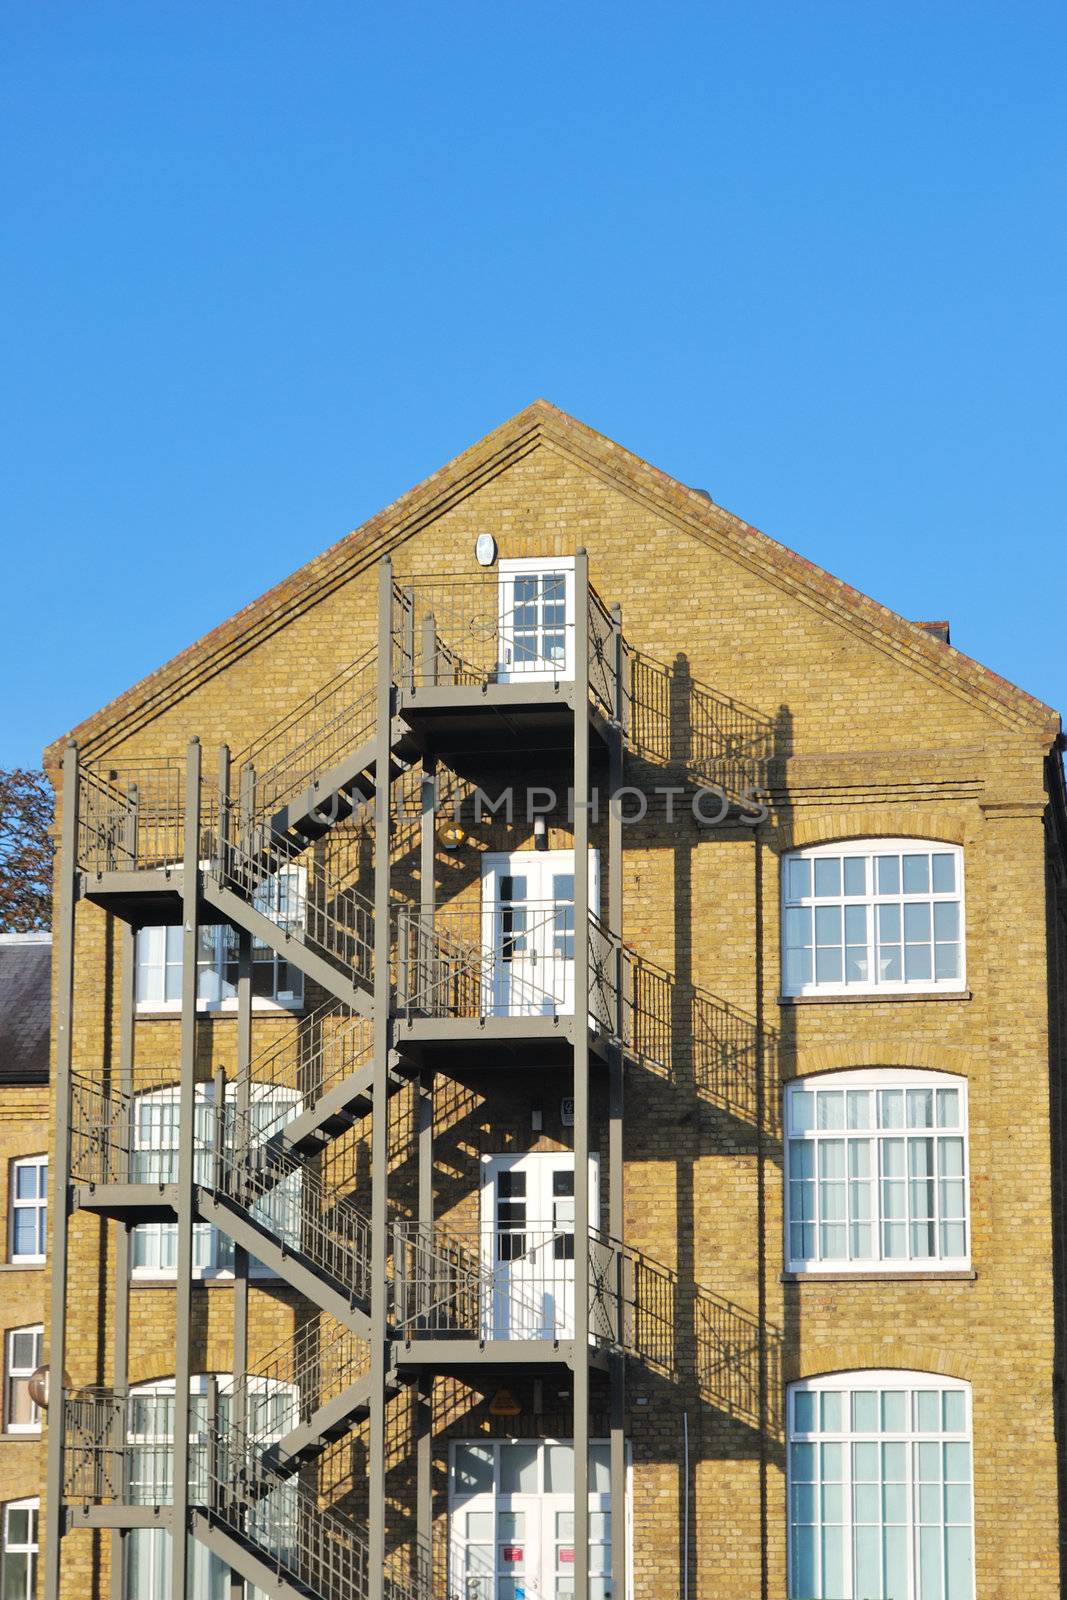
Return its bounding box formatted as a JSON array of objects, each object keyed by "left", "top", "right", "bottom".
[{"left": 40, "top": 401, "right": 1067, "bottom": 1598}]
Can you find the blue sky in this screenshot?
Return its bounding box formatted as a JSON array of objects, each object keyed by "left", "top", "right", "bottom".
[{"left": 2, "top": 2, "right": 1064, "bottom": 767}]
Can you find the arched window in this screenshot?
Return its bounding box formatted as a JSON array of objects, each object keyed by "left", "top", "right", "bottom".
[
  {"left": 788, "top": 1371, "right": 974, "bottom": 1599},
  {"left": 784, "top": 1071, "right": 969, "bottom": 1273},
  {"left": 781, "top": 841, "right": 965, "bottom": 997},
  {"left": 130, "top": 1083, "right": 302, "bottom": 1281},
  {"left": 124, "top": 1373, "right": 296, "bottom": 1600}
]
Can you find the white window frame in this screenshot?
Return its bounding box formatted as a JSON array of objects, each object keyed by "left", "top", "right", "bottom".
[
  {"left": 781, "top": 839, "right": 966, "bottom": 998},
  {"left": 8, "top": 1157, "right": 47, "bottom": 1265},
  {"left": 787, "top": 1370, "right": 974, "bottom": 1600},
  {"left": 124, "top": 1373, "right": 296, "bottom": 1597},
  {"left": 497, "top": 556, "right": 576, "bottom": 683},
  {"left": 4, "top": 1326, "right": 43, "bottom": 1435},
  {"left": 129, "top": 1083, "right": 300, "bottom": 1283},
  {"left": 134, "top": 867, "right": 306, "bottom": 1014},
  {"left": 0, "top": 1498, "right": 39, "bottom": 1600},
  {"left": 784, "top": 1070, "right": 970, "bottom": 1275}
]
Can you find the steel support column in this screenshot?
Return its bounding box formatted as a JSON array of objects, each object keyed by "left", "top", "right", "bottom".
[
  {"left": 416, "top": 759, "right": 436, "bottom": 1581},
  {"left": 110, "top": 919, "right": 136, "bottom": 1600},
  {"left": 44, "top": 742, "right": 79, "bottom": 1600},
  {"left": 368, "top": 556, "right": 395, "bottom": 1598},
  {"left": 229, "top": 925, "right": 252, "bottom": 1600},
  {"left": 171, "top": 738, "right": 202, "bottom": 1600},
  {"left": 607, "top": 602, "right": 627, "bottom": 1600},
  {"left": 573, "top": 551, "right": 591, "bottom": 1600}
]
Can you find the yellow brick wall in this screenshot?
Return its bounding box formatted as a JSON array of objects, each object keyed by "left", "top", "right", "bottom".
[
  {"left": 46, "top": 419, "right": 1066, "bottom": 1598},
  {"left": 0, "top": 1085, "right": 50, "bottom": 1596}
]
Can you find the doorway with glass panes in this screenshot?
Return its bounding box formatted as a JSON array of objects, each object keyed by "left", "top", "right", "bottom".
[
  {"left": 481, "top": 850, "right": 599, "bottom": 1018},
  {"left": 482, "top": 1152, "right": 599, "bottom": 1341},
  {"left": 450, "top": 1437, "right": 622, "bottom": 1600}
]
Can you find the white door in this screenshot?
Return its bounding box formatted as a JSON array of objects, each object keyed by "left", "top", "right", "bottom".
[
  {"left": 498, "top": 559, "right": 575, "bottom": 683},
  {"left": 450, "top": 1438, "right": 618, "bottom": 1600},
  {"left": 482, "top": 851, "right": 599, "bottom": 1017},
  {"left": 482, "top": 1153, "right": 599, "bottom": 1341}
]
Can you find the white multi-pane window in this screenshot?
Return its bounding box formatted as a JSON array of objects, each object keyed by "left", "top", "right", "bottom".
[
  {"left": 781, "top": 841, "right": 964, "bottom": 997},
  {"left": 130, "top": 1084, "right": 300, "bottom": 1281},
  {"left": 134, "top": 869, "right": 305, "bottom": 1012},
  {"left": 785, "top": 1072, "right": 969, "bottom": 1273},
  {"left": 124, "top": 1375, "right": 293, "bottom": 1599},
  {"left": 8, "top": 1158, "right": 46, "bottom": 1264},
  {"left": 0, "top": 1499, "right": 39, "bottom": 1600},
  {"left": 4, "top": 1327, "right": 43, "bottom": 1434},
  {"left": 788, "top": 1372, "right": 973, "bottom": 1600}
]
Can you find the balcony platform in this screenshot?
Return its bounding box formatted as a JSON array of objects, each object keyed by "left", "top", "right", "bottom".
[
  {"left": 72, "top": 1181, "right": 178, "bottom": 1222},
  {"left": 77, "top": 867, "right": 230, "bottom": 929},
  {"left": 398, "top": 680, "right": 614, "bottom": 763},
  {"left": 392, "top": 1336, "right": 610, "bottom": 1376},
  {"left": 67, "top": 1504, "right": 174, "bottom": 1531},
  {"left": 395, "top": 1014, "right": 612, "bottom": 1071}
]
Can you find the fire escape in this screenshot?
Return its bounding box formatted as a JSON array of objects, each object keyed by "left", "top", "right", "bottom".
[{"left": 49, "top": 553, "right": 674, "bottom": 1600}]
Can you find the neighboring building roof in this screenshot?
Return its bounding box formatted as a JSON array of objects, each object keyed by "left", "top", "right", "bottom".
[
  {"left": 0, "top": 932, "right": 52, "bottom": 1085},
  {"left": 42, "top": 400, "right": 1061, "bottom": 767}
]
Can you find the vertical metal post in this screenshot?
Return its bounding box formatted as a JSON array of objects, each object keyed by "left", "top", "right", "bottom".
[
  {"left": 171, "top": 738, "right": 202, "bottom": 1600},
  {"left": 573, "top": 551, "right": 591, "bottom": 1600},
  {"left": 111, "top": 920, "right": 136, "bottom": 1600},
  {"left": 44, "top": 743, "right": 79, "bottom": 1600},
  {"left": 416, "top": 1371, "right": 433, "bottom": 1587},
  {"left": 369, "top": 556, "right": 395, "bottom": 1597},
  {"left": 607, "top": 603, "right": 627, "bottom": 1600},
  {"left": 229, "top": 929, "right": 252, "bottom": 1600}
]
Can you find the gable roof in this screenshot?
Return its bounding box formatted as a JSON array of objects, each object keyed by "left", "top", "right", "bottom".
[{"left": 44, "top": 399, "right": 1060, "bottom": 768}]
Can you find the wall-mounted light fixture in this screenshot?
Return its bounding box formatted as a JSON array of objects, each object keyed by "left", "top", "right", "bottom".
[
  {"left": 475, "top": 533, "right": 497, "bottom": 567},
  {"left": 533, "top": 814, "right": 548, "bottom": 851},
  {"left": 437, "top": 819, "right": 467, "bottom": 850}
]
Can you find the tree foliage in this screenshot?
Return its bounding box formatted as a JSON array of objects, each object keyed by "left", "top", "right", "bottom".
[{"left": 0, "top": 768, "right": 54, "bottom": 931}]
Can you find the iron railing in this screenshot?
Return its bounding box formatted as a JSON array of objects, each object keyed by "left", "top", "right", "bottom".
[
  {"left": 392, "top": 1220, "right": 675, "bottom": 1368},
  {"left": 233, "top": 648, "right": 378, "bottom": 828},
  {"left": 211, "top": 1101, "right": 375, "bottom": 1310},
  {"left": 208, "top": 813, "right": 376, "bottom": 998},
  {"left": 63, "top": 1395, "right": 426, "bottom": 1600},
  {"left": 76, "top": 759, "right": 187, "bottom": 875},
  {"left": 248, "top": 1318, "right": 369, "bottom": 1442},
  {"left": 395, "top": 899, "right": 582, "bottom": 1020},
  {"left": 243, "top": 999, "right": 372, "bottom": 1108},
  {"left": 389, "top": 572, "right": 620, "bottom": 717}
]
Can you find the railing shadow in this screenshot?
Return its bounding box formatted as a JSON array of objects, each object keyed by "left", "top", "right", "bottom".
[
  {"left": 627, "top": 650, "right": 778, "bottom": 799},
  {"left": 695, "top": 1286, "right": 782, "bottom": 1438}
]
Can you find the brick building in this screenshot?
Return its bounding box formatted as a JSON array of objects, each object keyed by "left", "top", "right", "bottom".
[
  {"left": 42, "top": 402, "right": 1067, "bottom": 1599},
  {"left": 0, "top": 932, "right": 51, "bottom": 1598}
]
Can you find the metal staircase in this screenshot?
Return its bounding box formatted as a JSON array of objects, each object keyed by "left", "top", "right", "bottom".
[{"left": 51, "top": 552, "right": 670, "bottom": 1600}]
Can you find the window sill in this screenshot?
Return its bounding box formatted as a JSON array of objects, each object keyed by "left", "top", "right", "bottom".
[
  {"left": 0, "top": 1263, "right": 45, "bottom": 1273},
  {"left": 781, "top": 1269, "right": 977, "bottom": 1283},
  {"left": 130, "top": 1275, "right": 284, "bottom": 1288},
  {"left": 0, "top": 1431, "right": 41, "bottom": 1443},
  {"left": 135, "top": 1003, "right": 304, "bottom": 1019},
  {"left": 778, "top": 990, "right": 972, "bottom": 1006}
]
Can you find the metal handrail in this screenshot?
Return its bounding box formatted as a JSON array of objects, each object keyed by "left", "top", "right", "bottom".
[
  {"left": 392, "top": 1219, "right": 675, "bottom": 1368},
  {"left": 242, "top": 1000, "right": 372, "bottom": 1107},
  {"left": 395, "top": 899, "right": 581, "bottom": 1020},
  {"left": 247, "top": 1318, "right": 369, "bottom": 1438},
  {"left": 63, "top": 1394, "right": 427, "bottom": 1600},
  {"left": 76, "top": 758, "right": 187, "bottom": 875},
  {"left": 389, "top": 571, "right": 619, "bottom": 708},
  {"left": 208, "top": 810, "right": 376, "bottom": 998},
  {"left": 212, "top": 1101, "right": 375, "bottom": 1311}
]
